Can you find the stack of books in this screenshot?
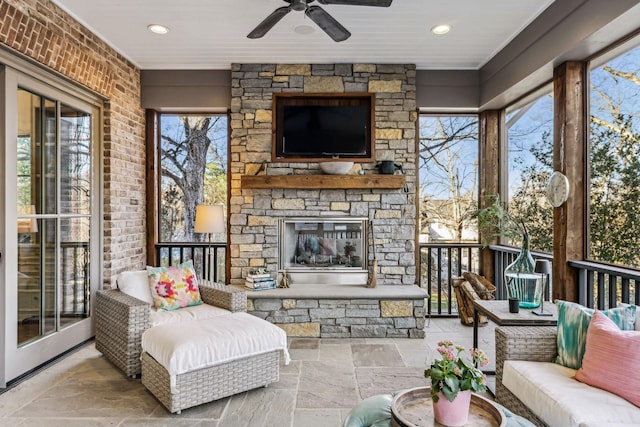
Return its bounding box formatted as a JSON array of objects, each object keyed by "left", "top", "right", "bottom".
[{"left": 244, "top": 273, "right": 276, "bottom": 291}]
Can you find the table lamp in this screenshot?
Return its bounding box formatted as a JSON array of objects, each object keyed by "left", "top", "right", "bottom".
[
  {"left": 533, "top": 259, "right": 552, "bottom": 316},
  {"left": 194, "top": 204, "right": 224, "bottom": 281}
]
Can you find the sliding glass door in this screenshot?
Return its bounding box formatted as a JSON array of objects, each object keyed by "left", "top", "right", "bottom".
[{"left": 1, "top": 66, "right": 101, "bottom": 385}]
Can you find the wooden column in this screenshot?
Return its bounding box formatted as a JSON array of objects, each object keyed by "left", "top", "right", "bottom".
[
  {"left": 553, "top": 61, "right": 586, "bottom": 302},
  {"left": 478, "top": 110, "right": 502, "bottom": 283}
]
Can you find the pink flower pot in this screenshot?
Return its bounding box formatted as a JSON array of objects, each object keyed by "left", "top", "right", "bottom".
[{"left": 432, "top": 390, "right": 472, "bottom": 426}]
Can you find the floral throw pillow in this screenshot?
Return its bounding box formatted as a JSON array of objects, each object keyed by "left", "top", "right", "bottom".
[
  {"left": 147, "top": 261, "right": 202, "bottom": 311},
  {"left": 554, "top": 300, "right": 636, "bottom": 369}
]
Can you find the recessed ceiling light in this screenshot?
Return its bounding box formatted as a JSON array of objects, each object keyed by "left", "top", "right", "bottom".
[
  {"left": 431, "top": 24, "right": 450, "bottom": 35},
  {"left": 294, "top": 25, "right": 315, "bottom": 35},
  {"left": 148, "top": 24, "right": 170, "bottom": 35}
]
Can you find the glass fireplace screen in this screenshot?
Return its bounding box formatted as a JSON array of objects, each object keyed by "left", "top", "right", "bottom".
[{"left": 279, "top": 217, "right": 368, "bottom": 271}]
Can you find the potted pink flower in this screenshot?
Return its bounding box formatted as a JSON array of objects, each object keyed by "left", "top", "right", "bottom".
[{"left": 424, "top": 340, "right": 489, "bottom": 426}]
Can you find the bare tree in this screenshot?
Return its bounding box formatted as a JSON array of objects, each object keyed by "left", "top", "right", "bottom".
[
  {"left": 418, "top": 116, "right": 478, "bottom": 241},
  {"left": 161, "top": 116, "right": 220, "bottom": 242}
]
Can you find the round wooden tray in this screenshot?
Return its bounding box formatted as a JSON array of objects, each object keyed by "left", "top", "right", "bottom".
[{"left": 391, "top": 387, "right": 506, "bottom": 427}]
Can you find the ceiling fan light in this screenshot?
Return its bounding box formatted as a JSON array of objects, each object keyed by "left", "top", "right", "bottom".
[
  {"left": 294, "top": 24, "right": 315, "bottom": 35},
  {"left": 431, "top": 24, "right": 450, "bottom": 35},
  {"left": 147, "top": 24, "right": 170, "bottom": 35}
]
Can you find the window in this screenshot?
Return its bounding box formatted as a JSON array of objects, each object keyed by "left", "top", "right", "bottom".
[
  {"left": 589, "top": 42, "right": 640, "bottom": 269},
  {"left": 505, "top": 87, "right": 554, "bottom": 251},
  {"left": 158, "top": 114, "right": 228, "bottom": 278},
  {"left": 418, "top": 115, "right": 479, "bottom": 242}
]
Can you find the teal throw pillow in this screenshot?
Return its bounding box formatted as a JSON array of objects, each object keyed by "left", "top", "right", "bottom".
[{"left": 554, "top": 300, "right": 636, "bottom": 369}]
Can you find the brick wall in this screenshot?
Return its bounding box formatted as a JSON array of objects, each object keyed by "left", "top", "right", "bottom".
[
  {"left": 230, "top": 63, "right": 417, "bottom": 286},
  {"left": 0, "top": 0, "right": 146, "bottom": 280}
]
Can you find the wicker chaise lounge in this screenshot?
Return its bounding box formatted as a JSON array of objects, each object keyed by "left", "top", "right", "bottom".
[
  {"left": 96, "top": 277, "right": 289, "bottom": 414},
  {"left": 95, "top": 280, "right": 247, "bottom": 377}
]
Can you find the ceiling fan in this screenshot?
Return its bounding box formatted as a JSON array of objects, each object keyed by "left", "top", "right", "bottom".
[{"left": 247, "top": 0, "right": 392, "bottom": 42}]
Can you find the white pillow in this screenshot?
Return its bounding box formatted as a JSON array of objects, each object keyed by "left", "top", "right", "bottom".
[{"left": 116, "top": 270, "right": 153, "bottom": 305}]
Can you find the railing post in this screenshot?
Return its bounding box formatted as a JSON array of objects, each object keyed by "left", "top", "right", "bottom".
[{"left": 577, "top": 268, "right": 587, "bottom": 306}]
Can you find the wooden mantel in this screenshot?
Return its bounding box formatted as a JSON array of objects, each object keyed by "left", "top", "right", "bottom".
[{"left": 240, "top": 174, "right": 406, "bottom": 189}]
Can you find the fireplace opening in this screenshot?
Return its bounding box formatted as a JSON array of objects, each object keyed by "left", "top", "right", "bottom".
[{"left": 279, "top": 217, "right": 368, "bottom": 284}]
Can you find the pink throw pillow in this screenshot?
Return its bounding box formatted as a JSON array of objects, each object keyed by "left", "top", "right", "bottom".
[{"left": 575, "top": 310, "right": 640, "bottom": 407}]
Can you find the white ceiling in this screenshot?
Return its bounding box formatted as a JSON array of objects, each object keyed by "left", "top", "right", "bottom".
[{"left": 51, "top": 0, "right": 554, "bottom": 70}]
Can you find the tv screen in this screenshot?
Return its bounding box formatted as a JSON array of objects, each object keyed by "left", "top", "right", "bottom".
[{"left": 281, "top": 105, "right": 369, "bottom": 157}]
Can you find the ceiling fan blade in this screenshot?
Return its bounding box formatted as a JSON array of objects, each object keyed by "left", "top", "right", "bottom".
[
  {"left": 306, "top": 6, "right": 351, "bottom": 42},
  {"left": 316, "top": 0, "right": 392, "bottom": 7},
  {"left": 247, "top": 6, "right": 292, "bottom": 39}
]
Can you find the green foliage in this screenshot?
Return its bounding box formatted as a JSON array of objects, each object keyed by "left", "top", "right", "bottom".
[
  {"left": 424, "top": 340, "right": 488, "bottom": 403},
  {"left": 589, "top": 114, "right": 640, "bottom": 268},
  {"left": 471, "top": 195, "right": 527, "bottom": 247},
  {"left": 508, "top": 130, "right": 554, "bottom": 252}
]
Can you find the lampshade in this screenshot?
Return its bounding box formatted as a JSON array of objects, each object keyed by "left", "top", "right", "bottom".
[
  {"left": 194, "top": 204, "right": 224, "bottom": 234},
  {"left": 535, "top": 259, "right": 551, "bottom": 275}
]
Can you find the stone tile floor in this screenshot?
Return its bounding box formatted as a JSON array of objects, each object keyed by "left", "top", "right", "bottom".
[{"left": 0, "top": 318, "right": 496, "bottom": 426}]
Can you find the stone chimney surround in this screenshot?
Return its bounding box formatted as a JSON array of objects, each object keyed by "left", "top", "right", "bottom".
[
  {"left": 229, "top": 63, "right": 424, "bottom": 338},
  {"left": 230, "top": 63, "right": 418, "bottom": 289}
]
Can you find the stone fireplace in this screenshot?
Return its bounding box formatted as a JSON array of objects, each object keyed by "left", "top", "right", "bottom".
[
  {"left": 229, "top": 63, "right": 418, "bottom": 290},
  {"left": 279, "top": 217, "right": 368, "bottom": 285},
  {"left": 227, "top": 63, "right": 425, "bottom": 338}
]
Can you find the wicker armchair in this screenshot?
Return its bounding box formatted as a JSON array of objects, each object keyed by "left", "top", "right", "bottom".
[
  {"left": 95, "top": 281, "right": 247, "bottom": 378},
  {"left": 494, "top": 326, "right": 557, "bottom": 427}
]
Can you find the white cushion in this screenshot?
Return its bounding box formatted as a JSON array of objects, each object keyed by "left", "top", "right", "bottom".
[
  {"left": 116, "top": 270, "right": 153, "bottom": 305},
  {"left": 149, "top": 303, "right": 231, "bottom": 327},
  {"left": 503, "top": 360, "right": 640, "bottom": 427},
  {"left": 142, "top": 313, "right": 290, "bottom": 392}
]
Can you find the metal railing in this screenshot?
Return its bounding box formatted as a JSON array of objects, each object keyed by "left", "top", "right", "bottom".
[
  {"left": 154, "top": 242, "right": 639, "bottom": 315},
  {"left": 570, "top": 260, "right": 640, "bottom": 309},
  {"left": 419, "top": 242, "right": 482, "bottom": 317},
  {"left": 419, "top": 243, "right": 555, "bottom": 317},
  {"left": 155, "top": 242, "right": 226, "bottom": 283},
  {"left": 60, "top": 241, "right": 90, "bottom": 315},
  {"left": 490, "top": 245, "right": 554, "bottom": 301}
]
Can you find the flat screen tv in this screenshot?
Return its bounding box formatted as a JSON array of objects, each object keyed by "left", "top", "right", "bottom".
[{"left": 273, "top": 93, "right": 374, "bottom": 162}]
